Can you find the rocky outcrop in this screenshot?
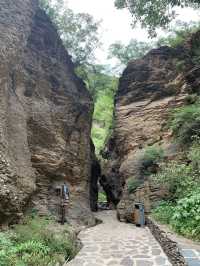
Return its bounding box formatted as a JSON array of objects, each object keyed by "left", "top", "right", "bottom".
[
  {"left": 105, "top": 37, "right": 200, "bottom": 221},
  {"left": 90, "top": 141, "right": 101, "bottom": 212},
  {"left": 0, "top": 0, "right": 94, "bottom": 226}
]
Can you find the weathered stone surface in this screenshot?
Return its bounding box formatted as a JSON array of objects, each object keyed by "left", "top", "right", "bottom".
[
  {"left": 66, "top": 211, "right": 172, "bottom": 266},
  {"left": 0, "top": 0, "right": 94, "bottom": 226},
  {"left": 90, "top": 141, "right": 101, "bottom": 212},
  {"left": 104, "top": 35, "right": 200, "bottom": 221}
]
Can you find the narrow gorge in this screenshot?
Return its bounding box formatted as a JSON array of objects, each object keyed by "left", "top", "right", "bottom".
[{"left": 0, "top": 1, "right": 200, "bottom": 266}]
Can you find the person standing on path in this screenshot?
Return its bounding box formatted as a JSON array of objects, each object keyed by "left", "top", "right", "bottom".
[
  {"left": 61, "top": 182, "right": 70, "bottom": 224},
  {"left": 63, "top": 182, "right": 70, "bottom": 201}
]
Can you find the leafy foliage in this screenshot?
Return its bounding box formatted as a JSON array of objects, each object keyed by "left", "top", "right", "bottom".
[
  {"left": 98, "top": 191, "right": 107, "bottom": 202},
  {"left": 39, "top": 0, "right": 101, "bottom": 66},
  {"left": 140, "top": 145, "right": 164, "bottom": 176},
  {"left": 91, "top": 73, "right": 118, "bottom": 154},
  {"left": 0, "top": 216, "right": 77, "bottom": 266},
  {"left": 153, "top": 142, "right": 200, "bottom": 240},
  {"left": 154, "top": 161, "right": 199, "bottom": 199},
  {"left": 152, "top": 189, "right": 200, "bottom": 240},
  {"left": 152, "top": 201, "right": 175, "bottom": 224},
  {"left": 108, "top": 39, "right": 153, "bottom": 66},
  {"left": 188, "top": 141, "right": 200, "bottom": 169},
  {"left": 127, "top": 179, "right": 142, "bottom": 194},
  {"left": 142, "top": 145, "right": 164, "bottom": 167},
  {"left": 169, "top": 101, "right": 200, "bottom": 145},
  {"left": 171, "top": 189, "right": 200, "bottom": 240},
  {"left": 76, "top": 64, "right": 117, "bottom": 101},
  {"left": 114, "top": 0, "right": 200, "bottom": 36},
  {"left": 157, "top": 21, "right": 200, "bottom": 47}
]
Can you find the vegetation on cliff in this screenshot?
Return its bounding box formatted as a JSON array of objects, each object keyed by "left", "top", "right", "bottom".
[
  {"left": 169, "top": 100, "right": 200, "bottom": 145},
  {"left": 152, "top": 102, "right": 200, "bottom": 241}
]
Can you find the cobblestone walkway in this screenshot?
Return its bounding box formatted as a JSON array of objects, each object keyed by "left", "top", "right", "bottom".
[
  {"left": 66, "top": 211, "right": 171, "bottom": 266},
  {"left": 158, "top": 222, "right": 200, "bottom": 266},
  {"left": 181, "top": 248, "right": 200, "bottom": 266}
]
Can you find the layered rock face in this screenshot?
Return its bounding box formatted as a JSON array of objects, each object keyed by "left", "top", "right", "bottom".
[
  {"left": 0, "top": 0, "right": 94, "bottom": 226},
  {"left": 105, "top": 40, "right": 200, "bottom": 221}
]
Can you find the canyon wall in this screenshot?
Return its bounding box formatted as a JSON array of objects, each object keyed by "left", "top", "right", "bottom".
[
  {"left": 105, "top": 34, "right": 200, "bottom": 221},
  {"left": 0, "top": 0, "right": 95, "bottom": 226}
]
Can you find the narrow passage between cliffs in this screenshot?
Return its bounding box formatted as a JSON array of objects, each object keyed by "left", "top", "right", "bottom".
[{"left": 66, "top": 211, "right": 172, "bottom": 266}]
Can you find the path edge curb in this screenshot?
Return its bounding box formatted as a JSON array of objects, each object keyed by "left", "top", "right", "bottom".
[{"left": 147, "top": 217, "right": 188, "bottom": 266}]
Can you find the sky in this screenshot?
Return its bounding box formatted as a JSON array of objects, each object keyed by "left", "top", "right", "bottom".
[{"left": 66, "top": 0, "right": 200, "bottom": 65}]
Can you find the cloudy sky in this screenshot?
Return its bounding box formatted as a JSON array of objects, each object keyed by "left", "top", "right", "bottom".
[{"left": 66, "top": 0, "right": 200, "bottom": 65}]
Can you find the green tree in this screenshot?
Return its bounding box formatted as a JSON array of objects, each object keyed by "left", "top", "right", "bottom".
[
  {"left": 39, "top": 0, "right": 104, "bottom": 100},
  {"left": 91, "top": 69, "right": 118, "bottom": 154},
  {"left": 157, "top": 21, "right": 200, "bottom": 47},
  {"left": 108, "top": 39, "right": 153, "bottom": 66},
  {"left": 39, "top": 0, "right": 101, "bottom": 66},
  {"left": 76, "top": 64, "right": 117, "bottom": 101},
  {"left": 114, "top": 0, "right": 200, "bottom": 36}
]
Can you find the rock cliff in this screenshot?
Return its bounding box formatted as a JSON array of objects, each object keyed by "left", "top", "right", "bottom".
[
  {"left": 0, "top": 0, "right": 94, "bottom": 226},
  {"left": 105, "top": 34, "right": 200, "bottom": 221}
]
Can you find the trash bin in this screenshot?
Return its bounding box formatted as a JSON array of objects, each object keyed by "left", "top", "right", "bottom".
[{"left": 134, "top": 203, "right": 145, "bottom": 227}]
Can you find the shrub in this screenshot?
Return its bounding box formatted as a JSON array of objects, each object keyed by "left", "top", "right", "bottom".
[
  {"left": 169, "top": 102, "right": 200, "bottom": 145},
  {"left": 152, "top": 107, "right": 200, "bottom": 241},
  {"left": 152, "top": 190, "right": 200, "bottom": 241},
  {"left": 0, "top": 216, "right": 77, "bottom": 266},
  {"left": 156, "top": 21, "right": 200, "bottom": 49},
  {"left": 12, "top": 216, "right": 50, "bottom": 243},
  {"left": 98, "top": 191, "right": 107, "bottom": 202},
  {"left": 175, "top": 60, "right": 186, "bottom": 73},
  {"left": 188, "top": 141, "right": 200, "bottom": 171},
  {"left": 184, "top": 94, "right": 198, "bottom": 105},
  {"left": 0, "top": 232, "right": 13, "bottom": 249},
  {"left": 171, "top": 188, "right": 200, "bottom": 240},
  {"left": 127, "top": 179, "right": 141, "bottom": 194},
  {"left": 152, "top": 201, "right": 175, "bottom": 224},
  {"left": 142, "top": 145, "right": 164, "bottom": 166},
  {"left": 0, "top": 233, "right": 14, "bottom": 266},
  {"left": 140, "top": 145, "right": 164, "bottom": 175},
  {"left": 153, "top": 161, "right": 199, "bottom": 200}
]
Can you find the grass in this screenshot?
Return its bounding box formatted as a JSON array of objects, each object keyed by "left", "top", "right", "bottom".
[{"left": 0, "top": 215, "right": 78, "bottom": 266}]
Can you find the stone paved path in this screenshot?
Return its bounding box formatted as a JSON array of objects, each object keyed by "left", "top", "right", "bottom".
[
  {"left": 66, "top": 211, "right": 171, "bottom": 266},
  {"left": 158, "top": 222, "right": 200, "bottom": 266},
  {"left": 181, "top": 248, "right": 200, "bottom": 266}
]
